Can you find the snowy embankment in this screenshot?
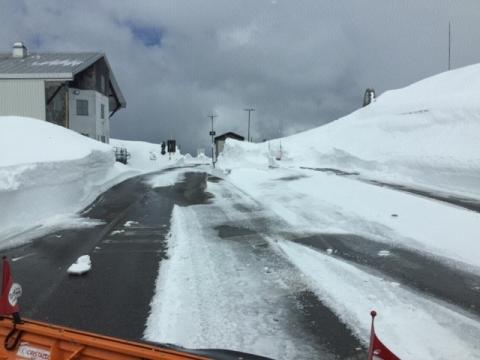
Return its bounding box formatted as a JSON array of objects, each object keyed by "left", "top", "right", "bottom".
[
  {"left": 110, "top": 138, "right": 187, "bottom": 171},
  {"left": 0, "top": 116, "right": 135, "bottom": 248},
  {"left": 221, "top": 64, "right": 480, "bottom": 199}
]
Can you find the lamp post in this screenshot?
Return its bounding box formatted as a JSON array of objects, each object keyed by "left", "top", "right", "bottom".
[{"left": 244, "top": 108, "right": 255, "bottom": 142}]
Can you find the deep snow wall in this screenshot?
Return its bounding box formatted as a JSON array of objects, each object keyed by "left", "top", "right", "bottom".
[{"left": 0, "top": 117, "right": 130, "bottom": 247}]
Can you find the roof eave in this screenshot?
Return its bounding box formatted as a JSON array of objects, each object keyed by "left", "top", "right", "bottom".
[
  {"left": 0, "top": 73, "right": 73, "bottom": 80},
  {"left": 101, "top": 55, "right": 126, "bottom": 108}
]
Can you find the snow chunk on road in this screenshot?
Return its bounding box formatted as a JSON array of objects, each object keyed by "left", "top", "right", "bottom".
[
  {"left": 67, "top": 255, "right": 91, "bottom": 275},
  {"left": 123, "top": 220, "right": 139, "bottom": 227}
]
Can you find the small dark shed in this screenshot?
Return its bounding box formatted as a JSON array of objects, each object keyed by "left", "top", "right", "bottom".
[{"left": 214, "top": 132, "right": 245, "bottom": 156}]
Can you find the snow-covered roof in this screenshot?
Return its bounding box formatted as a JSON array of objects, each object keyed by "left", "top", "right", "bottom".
[
  {"left": 0, "top": 52, "right": 126, "bottom": 107},
  {"left": 215, "top": 132, "right": 245, "bottom": 141}
]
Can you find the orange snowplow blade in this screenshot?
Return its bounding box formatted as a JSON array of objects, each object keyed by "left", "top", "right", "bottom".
[{"left": 0, "top": 317, "right": 209, "bottom": 360}]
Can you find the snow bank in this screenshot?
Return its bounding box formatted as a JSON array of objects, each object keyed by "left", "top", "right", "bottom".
[
  {"left": 218, "top": 64, "right": 480, "bottom": 198},
  {"left": 0, "top": 117, "right": 133, "bottom": 247},
  {"left": 110, "top": 139, "right": 185, "bottom": 171}
]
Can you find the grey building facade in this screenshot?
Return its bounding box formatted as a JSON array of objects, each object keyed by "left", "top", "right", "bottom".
[{"left": 0, "top": 42, "right": 126, "bottom": 143}]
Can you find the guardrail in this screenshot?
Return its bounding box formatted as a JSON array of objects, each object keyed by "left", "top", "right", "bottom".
[{"left": 113, "top": 147, "right": 131, "bottom": 164}]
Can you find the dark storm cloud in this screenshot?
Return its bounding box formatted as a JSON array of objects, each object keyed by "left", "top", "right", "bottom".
[{"left": 1, "top": 1, "right": 480, "bottom": 153}]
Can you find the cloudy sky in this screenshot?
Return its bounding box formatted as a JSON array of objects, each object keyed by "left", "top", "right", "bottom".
[{"left": 2, "top": 1, "right": 480, "bottom": 153}]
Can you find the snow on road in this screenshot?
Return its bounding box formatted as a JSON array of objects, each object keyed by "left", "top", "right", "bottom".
[
  {"left": 144, "top": 169, "right": 480, "bottom": 359},
  {"left": 224, "top": 167, "right": 480, "bottom": 270},
  {"left": 278, "top": 240, "right": 480, "bottom": 359},
  {"left": 145, "top": 177, "right": 345, "bottom": 360}
]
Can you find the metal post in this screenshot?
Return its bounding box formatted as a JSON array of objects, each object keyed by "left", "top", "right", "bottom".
[
  {"left": 244, "top": 108, "right": 255, "bottom": 142},
  {"left": 208, "top": 114, "right": 217, "bottom": 167},
  {"left": 448, "top": 21, "right": 451, "bottom": 70}
]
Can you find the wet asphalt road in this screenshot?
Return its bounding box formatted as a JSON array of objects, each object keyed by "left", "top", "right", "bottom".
[
  {"left": 2, "top": 166, "right": 218, "bottom": 341},
  {"left": 2, "top": 171, "right": 170, "bottom": 340}
]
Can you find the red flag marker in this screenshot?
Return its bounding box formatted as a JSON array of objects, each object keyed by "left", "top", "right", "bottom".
[
  {"left": 0, "top": 257, "right": 22, "bottom": 318},
  {"left": 368, "top": 311, "right": 400, "bottom": 360}
]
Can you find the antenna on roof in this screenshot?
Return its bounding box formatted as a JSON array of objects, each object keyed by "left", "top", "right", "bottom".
[{"left": 448, "top": 21, "right": 452, "bottom": 71}]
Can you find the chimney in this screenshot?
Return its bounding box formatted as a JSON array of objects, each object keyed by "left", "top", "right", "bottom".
[{"left": 12, "top": 42, "right": 27, "bottom": 58}]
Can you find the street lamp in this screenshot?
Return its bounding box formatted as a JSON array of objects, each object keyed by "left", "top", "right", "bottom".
[{"left": 244, "top": 108, "right": 255, "bottom": 142}]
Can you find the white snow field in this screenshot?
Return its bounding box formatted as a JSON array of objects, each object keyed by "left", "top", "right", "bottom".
[
  {"left": 219, "top": 63, "right": 480, "bottom": 199},
  {"left": 0, "top": 116, "right": 203, "bottom": 248}
]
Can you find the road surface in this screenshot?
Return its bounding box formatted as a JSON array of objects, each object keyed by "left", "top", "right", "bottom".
[{"left": 3, "top": 166, "right": 480, "bottom": 359}]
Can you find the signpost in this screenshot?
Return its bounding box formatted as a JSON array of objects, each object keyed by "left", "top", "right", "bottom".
[
  {"left": 167, "top": 139, "right": 176, "bottom": 160},
  {"left": 208, "top": 115, "right": 217, "bottom": 167}
]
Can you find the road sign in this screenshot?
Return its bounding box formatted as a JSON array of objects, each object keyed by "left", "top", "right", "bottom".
[
  {"left": 209, "top": 131, "right": 216, "bottom": 136},
  {"left": 167, "top": 140, "right": 176, "bottom": 153}
]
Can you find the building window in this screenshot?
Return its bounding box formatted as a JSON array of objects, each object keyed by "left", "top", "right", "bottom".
[
  {"left": 101, "top": 104, "right": 105, "bottom": 119},
  {"left": 76, "top": 99, "right": 89, "bottom": 116}
]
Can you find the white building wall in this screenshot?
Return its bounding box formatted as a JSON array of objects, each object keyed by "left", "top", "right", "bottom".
[
  {"left": 68, "top": 88, "right": 97, "bottom": 139},
  {"left": 95, "top": 92, "right": 110, "bottom": 143},
  {"left": 0, "top": 79, "right": 46, "bottom": 120},
  {"left": 69, "top": 88, "right": 110, "bottom": 142}
]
